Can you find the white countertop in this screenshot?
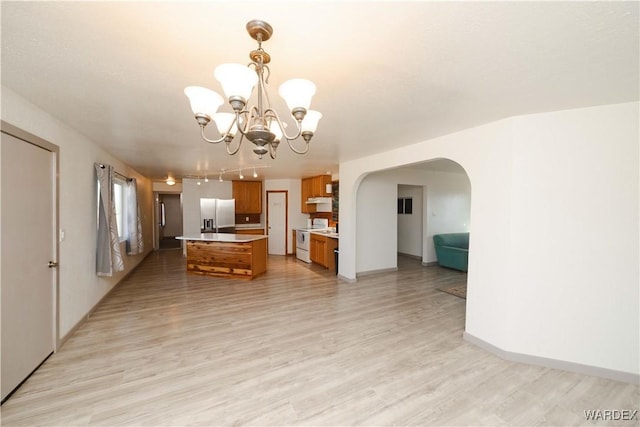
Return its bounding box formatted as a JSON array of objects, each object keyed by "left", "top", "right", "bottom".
[
  {"left": 176, "top": 233, "right": 267, "bottom": 242},
  {"left": 310, "top": 230, "right": 339, "bottom": 239},
  {"left": 234, "top": 224, "right": 264, "bottom": 229}
]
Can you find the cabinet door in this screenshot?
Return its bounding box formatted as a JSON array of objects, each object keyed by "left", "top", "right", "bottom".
[
  {"left": 245, "top": 181, "right": 262, "bottom": 213},
  {"left": 310, "top": 234, "right": 327, "bottom": 267},
  {"left": 310, "top": 237, "right": 319, "bottom": 262},
  {"left": 232, "top": 181, "right": 246, "bottom": 213},
  {"left": 301, "top": 178, "right": 315, "bottom": 213},
  {"left": 317, "top": 239, "right": 327, "bottom": 266},
  {"left": 233, "top": 181, "right": 262, "bottom": 214}
]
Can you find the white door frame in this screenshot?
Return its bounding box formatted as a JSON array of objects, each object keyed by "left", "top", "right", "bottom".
[
  {"left": 266, "top": 190, "right": 288, "bottom": 255},
  {"left": 1, "top": 121, "right": 59, "bottom": 350}
]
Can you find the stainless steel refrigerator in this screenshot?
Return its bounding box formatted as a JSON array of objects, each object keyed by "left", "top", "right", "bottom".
[{"left": 200, "top": 198, "right": 236, "bottom": 233}]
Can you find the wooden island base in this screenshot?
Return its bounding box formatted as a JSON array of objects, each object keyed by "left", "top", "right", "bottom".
[{"left": 179, "top": 234, "right": 268, "bottom": 280}]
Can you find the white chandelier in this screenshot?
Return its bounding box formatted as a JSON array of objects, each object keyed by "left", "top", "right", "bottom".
[{"left": 184, "top": 20, "right": 322, "bottom": 159}]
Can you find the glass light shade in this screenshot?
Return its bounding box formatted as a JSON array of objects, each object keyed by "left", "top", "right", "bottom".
[
  {"left": 214, "top": 63, "right": 258, "bottom": 101},
  {"left": 278, "top": 78, "right": 316, "bottom": 111},
  {"left": 184, "top": 86, "right": 223, "bottom": 117},
  {"left": 269, "top": 120, "right": 286, "bottom": 140},
  {"left": 213, "top": 113, "right": 238, "bottom": 136},
  {"left": 301, "top": 110, "right": 322, "bottom": 133}
]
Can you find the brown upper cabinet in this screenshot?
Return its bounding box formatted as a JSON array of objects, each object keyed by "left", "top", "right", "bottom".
[
  {"left": 301, "top": 175, "right": 332, "bottom": 213},
  {"left": 232, "top": 180, "right": 262, "bottom": 214}
]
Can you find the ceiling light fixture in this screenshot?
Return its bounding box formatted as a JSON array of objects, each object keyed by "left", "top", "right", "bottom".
[
  {"left": 253, "top": 167, "right": 258, "bottom": 178},
  {"left": 166, "top": 177, "right": 176, "bottom": 186},
  {"left": 184, "top": 19, "right": 322, "bottom": 160}
]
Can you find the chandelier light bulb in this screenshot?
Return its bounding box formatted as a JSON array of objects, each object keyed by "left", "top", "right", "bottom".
[
  {"left": 278, "top": 79, "right": 316, "bottom": 112},
  {"left": 184, "top": 86, "right": 223, "bottom": 118},
  {"left": 213, "top": 113, "right": 238, "bottom": 137},
  {"left": 301, "top": 110, "right": 323, "bottom": 133},
  {"left": 214, "top": 63, "right": 258, "bottom": 103}
]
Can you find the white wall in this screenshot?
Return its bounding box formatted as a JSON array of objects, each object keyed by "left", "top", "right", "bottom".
[
  {"left": 1, "top": 86, "right": 154, "bottom": 338},
  {"left": 356, "top": 167, "right": 471, "bottom": 271},
  {"left": 397, "top": 185, "right": 423, "bottom": 258},
  {"left": 264, "top": 179, "right": 307, "bottom": 254},
  {"left": 153, "top": 181, "right": 183, "bottom": 193},
  {"left": 339, "top": 102, "right": 639, "bottom": 377},
  {"left": 506, "top": 105, "right": 639, "bottom": 376},
  {"left": 356, "top": 173, "right": 398, "bottom": 273}
]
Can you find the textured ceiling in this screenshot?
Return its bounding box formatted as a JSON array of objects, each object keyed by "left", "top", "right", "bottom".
[{"left": 2, "top": 1, "right": 638, "bottom": 182}]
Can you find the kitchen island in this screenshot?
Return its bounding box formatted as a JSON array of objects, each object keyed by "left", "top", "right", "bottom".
[{"left": 176, "top": 233, "right": 268, "bottom": 279}]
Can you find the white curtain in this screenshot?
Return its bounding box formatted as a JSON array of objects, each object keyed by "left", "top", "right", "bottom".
[
  {"left": 95, "top": 163, "right": 124, "bottom": 276},
  {"left": 125, "top": 178, "right": 144, "bottom": 255}
]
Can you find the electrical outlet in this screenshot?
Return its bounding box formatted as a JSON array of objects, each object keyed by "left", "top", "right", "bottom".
[{"left": 245, "top": 216, "right": 249, "bottom": 222}]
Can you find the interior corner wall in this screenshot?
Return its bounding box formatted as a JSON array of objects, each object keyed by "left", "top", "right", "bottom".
[
  {"left": 355, "top": 174, "right": 398, "bottom": 273},
  {"left": 358, "top": 168, "right": 471, "bottom": 268},
  {"left": 1, "top": 86, "right": 154, "bottom": 338},
  {"left": 340, "top": 101, "right": 639, "bottom": 377},
  {"left": 506, "top": 102, "right": 639, "bottom": 375}
]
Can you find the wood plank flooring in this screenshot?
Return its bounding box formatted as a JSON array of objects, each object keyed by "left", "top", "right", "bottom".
[{"left": 2, "top": 251, "right": 638, "bottom": 426}]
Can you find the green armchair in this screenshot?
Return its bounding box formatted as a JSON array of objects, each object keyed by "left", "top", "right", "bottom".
[{"left": 433, "top": 233, "right": 469, "bottom": 272}]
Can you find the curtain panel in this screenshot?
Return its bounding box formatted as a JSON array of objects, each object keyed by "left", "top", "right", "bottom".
[
  {"left": 125, "top": 178, "right": 144, "bottom": 255},
  {"left": 95, "top": 163, "right": 124, "bottom": 276}
]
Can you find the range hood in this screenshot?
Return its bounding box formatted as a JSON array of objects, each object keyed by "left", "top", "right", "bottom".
[
  {"left": 305, "top": 197, "right": 332, "bottom": 212},
  {"left": 305, "top": 197, "right": 332, "bottom": 204}
]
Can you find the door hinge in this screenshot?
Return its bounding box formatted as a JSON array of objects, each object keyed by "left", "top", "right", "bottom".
[{"left": 48, "top": 261, "right": 58, "bottom": 268}]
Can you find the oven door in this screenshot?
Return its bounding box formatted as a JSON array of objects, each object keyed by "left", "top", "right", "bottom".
[{"left": 296, "top": 230, "right": 310, "bottom": 251}]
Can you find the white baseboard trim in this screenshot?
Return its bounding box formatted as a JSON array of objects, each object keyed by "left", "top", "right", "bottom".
[
  {"left": 397, "top": 252, "right": 422, "bottom": 260},
  {"left": 337, "top": 274, "right": 357, "bottom": 283},
  {"left": 356, "top": 267, "right": 398, "bottom": 278},
  {"left": 463, "top": 331, "right": 639, "bottom": 385}
]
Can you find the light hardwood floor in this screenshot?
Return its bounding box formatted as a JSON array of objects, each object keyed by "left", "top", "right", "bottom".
[{"left": 2, "top": 251, "right": 638, "bottom": 426}]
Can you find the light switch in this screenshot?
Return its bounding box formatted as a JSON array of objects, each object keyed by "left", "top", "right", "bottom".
[{"left": 59, "top": 229, "right": 65, "bottom": 242}]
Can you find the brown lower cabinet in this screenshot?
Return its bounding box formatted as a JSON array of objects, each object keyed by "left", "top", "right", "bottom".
[
  {"left": 235, "top": 228, "right": 265, "bottom": 235},
  {"left": 310, "top": 233, "right": 338, "bottom": 270}
]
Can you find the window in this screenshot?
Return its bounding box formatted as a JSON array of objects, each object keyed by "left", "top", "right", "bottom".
[
  {"left": 397, "top": 197, "right": 413, "bottom": 214},
  {"left": 113, "top": 178, "right": 127, "bottom": 241},
  {"left": 97, "top": 175, "right": 131, "bottom": 242}
]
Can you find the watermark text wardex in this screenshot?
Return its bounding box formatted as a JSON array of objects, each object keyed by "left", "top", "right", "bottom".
[{"left": 584, "top": 409, "right": 638, "bottom": 421}]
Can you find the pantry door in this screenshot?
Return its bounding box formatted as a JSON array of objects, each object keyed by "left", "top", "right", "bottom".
[
  {"left": 267, "top": 191, "right": 287, "bottom": 255},
  {"left": 1, "top": 125, "right": 57, "bottom": 403}
]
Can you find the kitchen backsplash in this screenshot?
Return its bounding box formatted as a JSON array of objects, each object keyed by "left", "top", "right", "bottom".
[{"left": 235, "top": 213, "right": 261, "bottom": 224}]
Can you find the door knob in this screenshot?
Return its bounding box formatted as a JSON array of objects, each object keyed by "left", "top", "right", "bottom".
[{"left": 48, "top": 261, "right": 58, "bottom": 268}]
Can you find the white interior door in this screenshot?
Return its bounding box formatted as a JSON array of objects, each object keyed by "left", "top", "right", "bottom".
[
  {"left": 267, "top": 191, "right": 287, "bottom": 255},
  {"left": 1, "top": 131, "right": 56, "bottom": 402}
]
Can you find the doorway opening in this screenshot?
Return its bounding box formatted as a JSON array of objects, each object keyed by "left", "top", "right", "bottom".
[{"left": 156, "top": 193, "right": 182, "bottom": 250}]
